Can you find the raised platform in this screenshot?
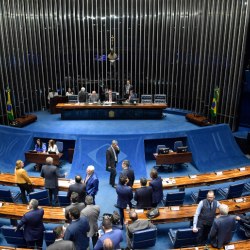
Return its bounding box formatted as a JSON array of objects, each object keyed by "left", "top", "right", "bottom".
[{"left": 56, "top": 103, "right": 167, "bottom": 120}]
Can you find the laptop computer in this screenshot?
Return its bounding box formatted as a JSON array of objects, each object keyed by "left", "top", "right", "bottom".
[{"left": 48, "top": 151, "right": 56, "bottom": 155}]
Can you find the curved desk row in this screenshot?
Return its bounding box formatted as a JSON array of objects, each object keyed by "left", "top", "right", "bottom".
[
  {"left": 123, "top": 195, "right": 250, "bottom": 225},
  {"left": 132, "top": 166, "right": 250, "bottom": 190}
]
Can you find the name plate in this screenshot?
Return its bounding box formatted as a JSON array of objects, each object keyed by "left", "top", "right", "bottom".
[
  {"left": 225, "top": 245, "right": 235, "bottom": 250},
  {"left": 189, "top": 175, "right": 197, "bottom": 179},
  {"left": 239, "top": 167, "right": 246, "bottom": 171},
  {"left": 0, "top": 202, "right": 2, "bottom": 207},
  {"left": 215, "top": 171, "right": 223, "bottom": 175},
  {"left": 170, "top": 206, "right": 180, "bottom": 211},
  {"left": 134, "top": 180, "right": 140, "bottom": 184},
  {"left": 135, "top": 209, "right": 144, "bottom": 214},
  {"left": 235, "top": 198, "right": 244, "bottom": 203}
]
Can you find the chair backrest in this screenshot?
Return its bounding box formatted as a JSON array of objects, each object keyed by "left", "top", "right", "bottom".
[
  {"left": 154, "top": 94, "right": 166, "bottom": 103},
  {"left": 132, "top": 228, "right": 157, "bottom": 249},
  {"left": 29, "top": 190, "right": 50, "bottom": 206},
  {"left": 141, "top": 95, "right": 152, "bottom": 103},
  {"left": 56, "top": 141, "right": 64, "bottom": 152},
  {"left": 156, "top": 145, "right": 166, "bottom": 154},
  {"left": 57, "top": 194, "right": 70, "bottom": 207},
  {"left": 44, "top": 230, "right": 56, "bottom": 246},
  {"left": 226, "top": 183, "right": 245, "bottom": 199},
  {"left": 165, "top": 191, "right": 185, "bottom": 206},
  {"left": 174, "top": 141, "right": 183, "bottom": 152},
  {"left": 195, "top": 189, "right": 216, "bottom": 203},
  {"left": 174, "top": 228, "right": 198, "bottom": 248},
  {"left": 0, "top": 189, "right": 20, "bottom": 203},
  {"left": 1, "top": 225, "right": 26, "bottom": 247}
]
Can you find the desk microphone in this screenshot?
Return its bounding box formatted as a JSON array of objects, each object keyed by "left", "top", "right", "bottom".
[{"left": 235, "top": 205, "right": 241, "bottom": 209}]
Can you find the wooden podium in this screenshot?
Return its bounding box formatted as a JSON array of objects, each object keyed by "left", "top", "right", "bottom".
[
  {"left": 10, "top": 114, "right": 37, "bottom": 127},
  {"left": 185, "top": 113, "right": 211, "bottom": 126}
]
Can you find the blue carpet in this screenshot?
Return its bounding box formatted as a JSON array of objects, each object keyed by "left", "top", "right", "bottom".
[{"left": 0, "top": 111, "right": 249, "bottom": 249}]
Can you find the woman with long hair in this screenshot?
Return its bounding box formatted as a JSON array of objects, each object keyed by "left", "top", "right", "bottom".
[{"left": 15, "top": 160, "right": 33, "bottom": 204}]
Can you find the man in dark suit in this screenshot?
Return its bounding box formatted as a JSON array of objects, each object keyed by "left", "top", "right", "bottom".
[
  {"left": 119, "top": 160, "right": 135, "bottom": 187},
  {"left": 41, "top": 157, "right": 66, "bottom": 205},
  {"left": 84, "top": 165, "right": 99, "bottom": 204},
  {"left": 105, "top": 89, "right": 117, "bottom": 102},
  {"left": 64, "top": 207, "right": 90, "bottom": 250},
  {"left": 149, "top": 168, "right": 163, "bottom": 207},
  {"left": 47, "top": 225, "right": 75, "bottom": 250},
  {"left": 124, "top": 80, "right": 133, "bottom": 99},
  {"left": 65, "top": 192, "right": 85, "bottom": 222},
  {"left": 126, "top": 211, "right": 156, "bottom": 249},
  {"left": 80, "top": 195, "right": 100, "bottom": 248},
  {"left": 116, "top": 175, "right": 133, "bottom": 227},
  {"left": 67, "top": 175, "right": 86, "bottom": 203},
  {"left": 134, "top": 177, "right": 153, "bottom": 209},
  {"left": 106, "top": 140, "right": 120, "bottom": 188},
  {"left": 78, "top": 87, "right": 88, "bottom": 102},
  {"left": 209, "top": 204, "right": 236, "bottom": 248},
  {"left": 16, "top": 199, "right": 45, "bottom": 249}
]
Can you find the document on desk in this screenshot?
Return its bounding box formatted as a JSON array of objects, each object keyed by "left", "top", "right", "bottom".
[
  {"left": 170, "top": 206, "right": 180, "bottom": 211},
  {"left": 225, "top": 244, "right": 235, "bottom": 250},
  {"left": 189, "top": 175, "right": 197, "bottom": 179},
  {"left": 58, "top": 180, "right": 70, "bottom": 187}
]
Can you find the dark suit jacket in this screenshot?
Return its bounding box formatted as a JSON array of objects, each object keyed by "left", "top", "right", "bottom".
[
  {"left": 116, "top": 184, "right": 133, "bottom": 209},
  {"left": 65, "top": 202, "right": 86, "bottom": 221},
  {"left": 149, "top": 177, "right": 163, "bottom": 204},
  {"left": 134, "top": 186, "right": 153, "bottom": 209},
  {"left": 106, "top": 146, "right": 120, "bottom": 170},
  {"left": 17, "top": 208, "right": 45, "bottom": 242},
  {"left": 78, "top": 91, "right": 88, "bottom": 102},
  {"left": 120, "top": 168, "right": 135, "bottom": 187},
  {"left": 67, "top": 182, "right": 86, "bottom": 202},
  {"left": 209, "top": 215, "right": 236, "bottom": 248},
  {"left": 64, "top": 217, "right": 90, "bottom": 250},
  {"left": 41, "top": 164, "right": 65, "bottom": 189},
  {"left": 85, "top": 173, "right": 99, "bottom": 197},
  {"left": 47, "top": 239, "right": 76, "bottom": 250}
]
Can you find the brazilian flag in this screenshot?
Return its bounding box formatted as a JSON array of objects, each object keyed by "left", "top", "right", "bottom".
[
  {"left": 211, "top": 87, "right": 220, "bottom": 118},
  {"left": 6, "top": 89, "right": 14, "bottom": 121}
]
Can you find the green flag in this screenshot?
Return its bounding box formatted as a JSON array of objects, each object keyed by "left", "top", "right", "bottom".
[
  {"left": 6, "top": 89, "right": 14, "bottom": 121},
  {"left": 211, "top": 87, "right": 220, "bottom": 117}
]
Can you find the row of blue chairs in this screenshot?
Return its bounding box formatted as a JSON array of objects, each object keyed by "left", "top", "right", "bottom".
[
  {"left": 1, "top": 225, "right": 158, "bottom": 249},
  {"left": 0, "top": 181, "right": 247, "bottom": 207}
]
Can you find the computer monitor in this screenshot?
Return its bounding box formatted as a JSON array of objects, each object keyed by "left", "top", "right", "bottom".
[
  {"left": 158, "top": 147, "right": 169, "bottom": 155},
  {"left": 177, "top": 146, "right": 188, "bottom": 153},
  {"left": 68, "top": 95, "right": 78, "bottom": 103},
  {"left": 48, "top": 151, "right": 56, "bottom": 155}
]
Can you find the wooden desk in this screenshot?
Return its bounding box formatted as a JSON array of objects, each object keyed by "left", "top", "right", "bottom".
[
  {"left": 56, "top": 103, "right": 167, "bottom": 120},
  {"left": 132, "top": 166, "right": 250, "bottom": 191},
  {"left": 154, "top": 152, "right": 192, "bottom": 165},
  {"left": 0, "top": 247, "right": 33, "bottom": 250},
  {"left": 0, "top": 203, "right": 65, "bottom": 223},
  {"left": 25, "top": 152, "right": 63, "bottom": 166},
  {"left": 173, "top": 239, "right": 250, "bottom": 250},
  {"left": 0, "top": 173, "right": 71, "bottom": 192},
  {"left": 124, "top": 196, "right": 250, "bottom": 224}
]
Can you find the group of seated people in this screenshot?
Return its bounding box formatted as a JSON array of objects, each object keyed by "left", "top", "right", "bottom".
[{"left": 34, "top": 138, "right": 59, "bottom": 155}]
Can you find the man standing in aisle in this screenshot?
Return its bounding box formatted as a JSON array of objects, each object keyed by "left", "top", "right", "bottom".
[
  {"left": 192, "top": 190, "right": 220, "bottom": 244},
  {"left": 106, "top": 140, "right": 120, "bottom": 188},
  {"left": 84, "top": 165, "right": 99, "bottom": 204}
]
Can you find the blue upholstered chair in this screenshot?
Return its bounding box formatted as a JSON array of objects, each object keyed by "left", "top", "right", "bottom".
[
  {"left": 57, "top": 194, "right": 70, "bottom": 207},
  {"left": 165, "top": 191, "right": 185, "bottom": 206},
  {"left": 56, "top": 141, "right": 64, "bottom": 152},
  {"left": 191, "top": 189, "right": 216, "bottom": 204},
  {"left": 44, "top": 230, "right": 56, "bottom": 246},
  {"left": 174, "top": 141, "right": 183, "bottom": 152},
  {"left": 1, "top": 225, "right": 26, "bottom": 247},
  {"left": 131, "top": 227, "right": 157, "bottom": 249},
  {"left": 168, "top": 228, "right": 198, "bottom": 248},
  {"left": 218, "top": 183, "right": 245, "bottom": 199},
  {"left": 29, "top": 189, "right": 50, "bottom": 206},
  {"left": 0, "top": 188, "right": 20, "bottom": 203}
]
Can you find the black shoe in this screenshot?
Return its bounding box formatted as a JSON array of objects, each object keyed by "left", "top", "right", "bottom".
[
  {"left": 112, "top": 185, "right": 117, "bottom": 188},
  {"left": 114, "top": 204, "right": 118, "bottom": 208}
]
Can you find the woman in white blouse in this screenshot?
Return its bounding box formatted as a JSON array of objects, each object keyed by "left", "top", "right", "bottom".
[{"left": 48, "top": 139, "right": 59, "bottom": 154}]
